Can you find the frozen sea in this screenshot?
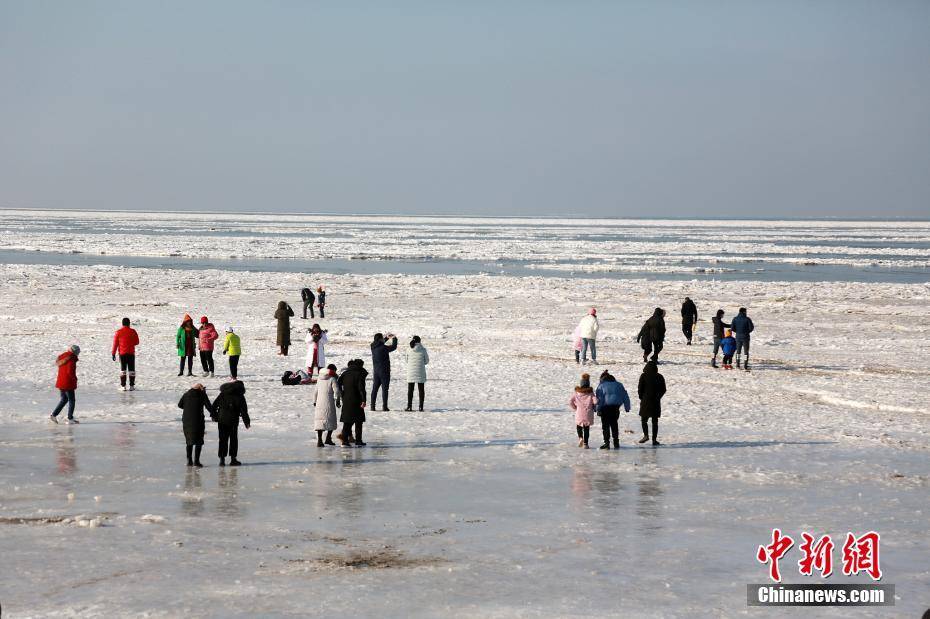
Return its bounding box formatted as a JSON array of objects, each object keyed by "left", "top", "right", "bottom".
[{"left": 0, "top": 211, "right": 928, "bottom": 618}]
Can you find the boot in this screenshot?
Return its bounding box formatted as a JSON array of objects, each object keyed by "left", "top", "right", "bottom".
[
  {"left": 229, "top": 459, "right": 241, "bottom": 466},
  {"left": 711, "top": 358, "right": 718, "bottom": 368},
  {"left": 324, "top": 431, "right": 335, "bottom": 446},
  {"left": 638, "top": 436, "right": 649, "bottom": 444},
  {"left": 652, "top": 440, "right": 661, "bottom": 446},
  {"left": 219, "top": 458, "right": 226, "bottom": 466},
  {"left": 599, "top": 443, "right": 610, "bottom": 450},
  {"left": 613, "top": 439, "right": 620, "bottom": 449}
]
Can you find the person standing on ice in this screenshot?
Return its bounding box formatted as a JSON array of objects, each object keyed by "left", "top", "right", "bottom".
[
  {"left": 637, "top": 308, "right": 666, "bottom": 363},
  {"left": 720, "top": 329, "right": 737, "bottom": 369},
  {"left": 337, "top": 359, "right": 368, "bottom": 446},
  {"left": 178, "top": 383, "right": 214, "bottom": 467},
  {"left": 211, "top": 379, "right": 249, "bottom": 466},
  {"left": 569, "top": 373, "right": 596, "bottom": 449},
  {"left": 305, "top": 323, "right": 328, "bottom": 380},
  {"left": 275, "top": 301, "right": 295, "bottom": 356},
  {"left": 300, "top": 286, "right": 316, "bottom": 320},
  {"left": 405, "top": 335, "right": 429, "bottom": 411},
  {"left": 576, "top": 308, "right": 599, "bottom": 365},
  {"left": 317, "top": 287, "right": 326, "bottom": 318},
  {"left": 313, "top": 364, "right": 340, "bottom": 447},
  {"left": 176, "top": 314, "right": 199, "bottom": 377},
  {"left": 710, "top": 309, "right": 730, "bottom": 368},
  {"left": 595, "top": 370, "right": 631, "bottom": 450},
  {"left": 198, "top": 317, "right": 219, "bottom": 377},
  {"left": 49, "top": 345, "right": 80, "bottom": 424},
  {"left": 637, "top": 361, "right": 666, "bottom": 446},
  {"left": 731, "top": 307, "right": 755, "bottom": 371},
  {"left": 370, "top": 332, "right": 397, "bottom": 411},
  {"left": 680, "top": 297, "right": 698, "bottom": 345},
  {"left": 111, "top": 317, "right": 140, "bottom": 391},
  {"left": 223, "top": 327, "right": 241, "bottom": 379}
]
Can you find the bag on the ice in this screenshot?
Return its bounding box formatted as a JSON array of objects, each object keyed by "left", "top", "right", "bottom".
[{"left": 281, "top": 371, "right": 301, "bottom": 386}]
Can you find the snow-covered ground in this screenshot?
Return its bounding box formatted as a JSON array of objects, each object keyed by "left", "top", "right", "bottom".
[{"left": 1, "top": 213, "right": 929, "bottom": 617}]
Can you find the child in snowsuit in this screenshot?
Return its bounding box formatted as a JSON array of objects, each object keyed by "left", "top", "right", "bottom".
[
  {"left": 178, "top": 383, "right": 214, "bottom": 467},
  {"left": 317, "top": 287, "right": 326, "bottom": 318},
  {"left": 720, "top": 329, "right": 737, "bottom": 369},
  {"left": 569, "top": 373, "right": 597, "bottom": 448}
]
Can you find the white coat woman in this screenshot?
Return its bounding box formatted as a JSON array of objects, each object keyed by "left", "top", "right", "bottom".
[
  {"left": 313, "top": 364, "right": 340, "bottom": 446},
  {"left": 305, "top": 324, "right": 328, "bottom": 380},
  {"left": 404, "top": 336, "right": 429, "bottom": 411}
]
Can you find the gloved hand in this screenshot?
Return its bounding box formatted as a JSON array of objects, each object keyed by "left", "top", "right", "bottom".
[{"left": 112, "top": 354, "right": 116, "bottom": 361}]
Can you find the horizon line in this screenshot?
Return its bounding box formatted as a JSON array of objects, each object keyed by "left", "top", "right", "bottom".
[{"left": 1, "top": 205, "right": 928, "bottom": 223}]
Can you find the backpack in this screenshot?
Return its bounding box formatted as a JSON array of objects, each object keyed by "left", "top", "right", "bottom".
[{"left": 281, "top": 371, "right": 302, "bottom": 386}]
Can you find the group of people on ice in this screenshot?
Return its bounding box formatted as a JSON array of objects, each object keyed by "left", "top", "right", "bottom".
[
  {"left": 569, "top": 363, "right": 666, "bottom": 449},
  {"left": 568, "top": 299, "right": 755, "bottom": 447},
  {"left": 572, "top": 299, "right": 756, "bottom": 370},
  {"left": 175, "top": 315, "right": 241, "bottom": 379}
]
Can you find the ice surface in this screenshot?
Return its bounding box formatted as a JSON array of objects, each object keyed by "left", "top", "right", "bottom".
[{"left": 0, "top": 213, "right": 928, "bottom": 617}]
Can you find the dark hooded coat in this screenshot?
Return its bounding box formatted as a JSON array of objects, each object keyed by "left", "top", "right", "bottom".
[
  {"left": 179, "top": 387, "right": 214, "bottom": 445},
  {"left": 370, "top": 335, "right": 398, "bottom": 376},
  {"left": 681, "top": 298, "right": 697, "bottom": 324},
  {"left": 637, "top": 362, "right": 667, "bottom": 419},
  {"left": 211, "top": 380, "right": 250, "bottom": 427},
  {"left": 338, "top": 360, "right": 368, "bottom": 424},
  {"left": 644, "top": 308, "right": 666, "bottom": 344},
  {"left": 274, "top": 301, "right": 294, "bottom": 347}
]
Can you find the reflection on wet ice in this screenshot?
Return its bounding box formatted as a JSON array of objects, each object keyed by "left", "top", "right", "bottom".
[
  {"left": 216, "top": 468, "right": 243, "bottom": 518},
  {"left": 53, "top": 428, "right": 77, "bottom": 475},
  {"left": 181, "top": 469, "right": 204, "bottom": 517}
]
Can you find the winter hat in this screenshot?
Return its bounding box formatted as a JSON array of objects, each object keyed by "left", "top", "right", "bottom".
[
  {"left": 580, "top": 373, "right": 591, "bottom": 388},
  {"left": 70, "top": 344, "right": 81, "bottom": 355},
  {"left": 589, "top": 308, "right": 597, "bottom": 316},
  {"left": 716, "top": 309, "right": 725, "bottom": 316},
  {"left": 182, "top": 314, "right": 192, "bottom": 324},
  {"left": 226, "top": 326, "right": 234, "bottom": 333},
  {"left": 200, "top": 316, "right": 208, "bottom": 324},
  {"left": 121, "top": 317, "right": 130, "bottom": 326}
]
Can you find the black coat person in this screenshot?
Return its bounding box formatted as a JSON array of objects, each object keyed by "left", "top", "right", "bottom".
[
  {"left": 370, "top": 333, "right": 397, "bottom": 411},
  {"left": 275, "top": 301, "right": 295, "bottom": 355},
  {"left": 211, "top": 380, "right": 250, "bottom": 465},
  {"left": 300, "top": 287, "right": 316, "bottom": 320},
  {"left": 337, "top": 359, "right": 368, "bottom": 446},
  {"left": 637, "top": 308, "right": 666, "bottom": 362},
  {"left": 637, "top": 361, "right": 666, "bottom": 445},
  {"left": 680, "top": 298, "right": 698, "bottom": 345},
  {"left": 178, "top": 384, "right": 214, "bottom": 467}
]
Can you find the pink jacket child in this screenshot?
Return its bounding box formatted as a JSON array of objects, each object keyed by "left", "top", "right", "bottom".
[
  {"left": 569, "top": 373, "right": 597, "bottom": 448},
  {"left": 198, "top": 319, "right": 219, "bottom": 351},
  {"left": 572, "top": 325, "right": 583, "bottom": 362}
]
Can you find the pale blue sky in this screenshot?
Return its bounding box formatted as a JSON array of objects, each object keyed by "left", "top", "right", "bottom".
[{"left": 1, "top": 1, "right": 928, "bottom": 217}]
